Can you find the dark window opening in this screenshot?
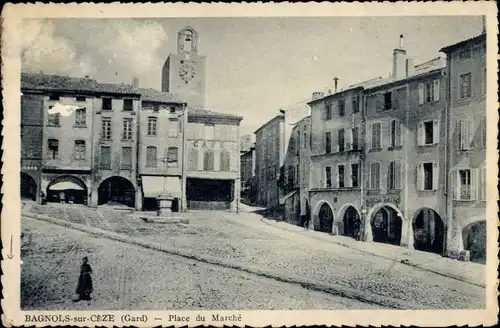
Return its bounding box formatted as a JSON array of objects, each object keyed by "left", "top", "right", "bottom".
[
  {"left": 102, "top": 98, "right": 112, "bottom": 110},
  {"left": 384, "top": 92, "right": 392, "bottom": 110},
  {"left": 123, "top": 99, "right": 133, "bottom": 111},
  {"left": 423, "top": 162, "right": 433, "bottom": 190}
]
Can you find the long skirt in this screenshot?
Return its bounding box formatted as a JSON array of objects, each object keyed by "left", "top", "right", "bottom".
[{"left": 76, "top": 273, "right": 93, "bottom": 300}]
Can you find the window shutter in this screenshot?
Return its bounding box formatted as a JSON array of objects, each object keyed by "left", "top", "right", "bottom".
[
  {"left": 335, "top": 165, "right": 340, "bottom": 188},
  {"left": 395, "top": 160, "right": 402, "bottom": 189},
  {"left": 347, "top": 128, "right": 353, "bottom": 151},
  {"left": 368, "top": 124, "right": 372, "bottom": 150},
  {"left": 433, "top": 120, "right": 440, "bottom": 144},
  {"left": 432, "top": 162, "right": 439, "bottom": 191},
  {"left": 333, "top": 129, "right": 339, "bottom": 153},
  {"left": 418, "top": 83, "right": 424, "bottom": 105},
  {"left": 395, "top": 120, "right": 402, "bottom": 147},
  {"left": 376, "top": 95, "right": 382, "bottom": 111},
  {"left": 369, "top": 163, "right": 373, "bottom": 189},
  {"left": 417, "top": 122, "right": 424, "bottom": 146},
  {"left": 470, "top": 168, "right": 479, "bottom": 200},
  {"left": 481, "top": 166, "right": 487, "bottom": 200},
  {"left": 387, "top": 162, "right": 392, "bottom": 190},
  {"left": 433, "top": 79, "right": 440, "bottom": 102},
  {"left": 416, "top": 163, "right": 423, "bottom": 191},
  {"left": 467, "top": 119, "right": 474, "bottom": 149},
  {"left": 449, "top": 170, "right": 456, "bottom": 199}
]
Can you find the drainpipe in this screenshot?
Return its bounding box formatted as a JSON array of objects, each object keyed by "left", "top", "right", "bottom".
[
  {"left": 360, "top": 92, "right": 367, "bottom": 241},
  {"left": 180, "top": 103, "right": 188, "bottom": 212},
  {"left": 443, "top": 64, "right": 451, "bottom": 257},
  {"left": 89, "top": 95, "right": 96, "bottom": 206}
]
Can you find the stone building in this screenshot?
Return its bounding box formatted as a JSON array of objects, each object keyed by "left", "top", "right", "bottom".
[
  {"left": 240, "top": 144, "right": 256, "bottom": 200},
  {"left": 137, "top": 88, "right": 186, "bottom": 211},
  {"left": 441, "top": 32, "right": 487, "bottom": 264},
  {"left": 254, "top": 114, "right": 285, "bottom": 209},
  {"left": 183, "top": 108, "right": 242, "bottom": 212},
  {"left": 282, "top": 116, "right": 311, "bottom": 226}
]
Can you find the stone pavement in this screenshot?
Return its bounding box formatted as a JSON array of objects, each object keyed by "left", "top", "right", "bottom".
[{"left": 22, "top": 203, "right": 486, "bottom": 309}]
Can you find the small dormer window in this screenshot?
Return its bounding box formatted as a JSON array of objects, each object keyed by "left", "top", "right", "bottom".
[
  {"left": 169, "top": 106, "right": 176, "bottom": 114},
  {"left": 49, "top": 94, "right": 60, "bottom": 101}
]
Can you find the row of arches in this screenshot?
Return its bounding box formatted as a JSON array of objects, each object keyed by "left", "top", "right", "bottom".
[
  {"left": 313, "top": 201, "right": 486, "bottom": 263},
  {"left": 21, "top": 173, "right": 136, "bottom": 207}
]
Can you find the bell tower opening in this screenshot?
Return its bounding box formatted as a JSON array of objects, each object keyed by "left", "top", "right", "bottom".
[{"left": 178, "top": 27, "right": 197, "bottom": 55}]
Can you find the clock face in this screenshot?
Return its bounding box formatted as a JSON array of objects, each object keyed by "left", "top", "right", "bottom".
[{"left": 179, "top": 63, "right": 196, "bottom": 83}]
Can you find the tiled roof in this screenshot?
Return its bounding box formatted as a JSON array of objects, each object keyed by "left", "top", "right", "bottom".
[
  {"left": 440, "top": 32, "right": 486, "bottom": 54},
  {"left": 187, "top": 107, "right": 243, "bottom": 120},
  {"left": 138, "top": 88, "right": 185, "bottom": 104},
  {"left": 21, "top": 72, "right": 140, "bottom": 95}
]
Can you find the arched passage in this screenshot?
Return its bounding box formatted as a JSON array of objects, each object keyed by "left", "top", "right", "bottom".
[
  {"left": 317, "top": 202, "right": 334, "bottom": 233},
  {"left": 21, "top": 172, "right": 37, "bottom": 201},
  {"left": 370, "top": 205, "right": 402, "bottom": 245},
  {"left": 47, "top": 175, "right": 88, "bottom": 204},
  {"left": 463, "top": 220, "right": 486, "bottom": 264},
  {"left": 98, "top": 176, "right": 135, "bottom": 208},
  {"left": 412, "top": 208, "right": 445, "bottom": 254},
  {"left": 343, "top": 206, "right": 361, "bottom": 239}
]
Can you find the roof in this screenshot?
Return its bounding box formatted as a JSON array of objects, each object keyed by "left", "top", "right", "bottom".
[
  {"left": 440, "top": 32, "right": 486, "bottom": 54},
  {"left": 254, "top": 114, "right": 285, "bottom": 134},
  {"left": 307, "top": 85, "right": 363, "bottom": 106},
  {"left": 21, "top": 72, "right": 140, "bottom": 96},
  {"left": 187, "top": 107, "right": 243, "bottom": 121},
  {"left": 138, "top": 88, "right": 185, "bottom": 104}
]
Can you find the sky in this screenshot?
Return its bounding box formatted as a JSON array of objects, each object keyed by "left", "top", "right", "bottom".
[{"left": 20, "top": 16, "right": 484, "bottom": 138}]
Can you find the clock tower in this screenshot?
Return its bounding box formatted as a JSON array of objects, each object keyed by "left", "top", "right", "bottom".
[{"left": 162, "top": 26, "right": 207, "bottom": 108}]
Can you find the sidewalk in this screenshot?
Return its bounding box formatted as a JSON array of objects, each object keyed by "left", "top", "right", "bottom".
[{"left": 257, "top": 217, "right": 486, "bottom": 288}]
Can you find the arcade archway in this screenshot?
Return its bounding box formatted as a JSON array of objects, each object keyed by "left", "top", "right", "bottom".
[
  {"left": 317, "top": 202, "right": 334, "bottom": 233},
  {"left": 370, "top": 206, "right": 402, "bottom": 245},
  {"left": 412, "top": 208, "right": 445, "bottom": 254},
  {"left": 47, "top": 175, "right": 87, "bottom": 204},
  {"left": 463, "top": 220, "right": 486, "bottom": 264},
  {"left": 343, "top": 206, "right": 361, "bottom": 239},
  {"left": 98, "top": 176, "right": 135, "bottom": 207},
  {"left": 21, "top": 172, "right": 37, "bottom": 201}
]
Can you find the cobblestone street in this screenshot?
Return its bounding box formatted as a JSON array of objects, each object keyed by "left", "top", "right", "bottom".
[{"left": 22, "top": 203, "right": 486, "bottom": 309}]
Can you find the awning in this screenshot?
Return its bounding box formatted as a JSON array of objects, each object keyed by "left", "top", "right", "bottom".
[
  {"left": 142, "top": 176, "right": 181, "bottom": 198},
  {"left": 280, "top": 190, "right": 298, "bottom": 205},
  {"left": 49, "top": 181, "right": 85, "bottom": 191}
]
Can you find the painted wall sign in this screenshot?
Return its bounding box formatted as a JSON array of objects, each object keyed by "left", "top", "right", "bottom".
[
  {"left": 366, "top": 195, "right": 401, "bottom": 206},
  {"left": 192, "top": 140, "right": 225, "bottom": 148}
]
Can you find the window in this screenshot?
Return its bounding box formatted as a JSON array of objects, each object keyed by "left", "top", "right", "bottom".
[
  {"left": 325, "top": 132, "right": 332, "bottom": 154},
  {"left": 352, "top": 95, "right": 359, "bottom": 113},
  {"left": 369, "top": 162, "right": 381, "bottom": 189},
  {"left": 204, "top": 124, "right": 215, "bottom": 140},
  {"left": 325, "top": 103, "right": 332, "bottom": 120},
  {"left": 390, "top": 119, "right": 402, "bottom": 147},
  {"left": 169, "top": 106, "right": 176, "bottom": 114},
  {"left": 102, "top": 98, "right": 112, "bottom": 110},
  {"left": 123, "top": 99, "right": 133, "bottom": 111},
  {"left": 351, "top": 163, "right": 359, "bottom": 188},
  {"left": 338, "top": 129, "right": 345, "bottom": 152},
  {"left": 48, "top": 112, "right": 60, "bottom": 126},
  {"left": 303, "top": 133, "right": 307, "bottom": 149},
  {"left": 452, "top": 169, "right": 479, "bottom": 201},
  {"left": 388, "top": 160, "right": 402, "bottom": 190},
  {"left": 74, "top": 140, "right": 86, "bottom": 160},
  {"left": 220, "top": 150, "right": 230, "bottom": 172},
  {"left": 47, "top": 139, "right": 59, "bottom": 159},
  {"left": 49, "top": 94, "right": 60, "bottom": 101},
  {"left": 75, "top": 107, "right": 86, "bottom": 126},
  {"left": 166, "top": 147, "right": 178, "bottom": 165},
  {"left": 338, "top": 165, "right": 345, "bottom": 188},
  {"left": 203, "top": 150, "right": 214, "bottom": 171},
  {"left": 76, "top": 96, "right": 86, "bottom": 102},
  {"left": 122, "top": 118, "right": 133, "bottom": 140},
  {"left": 100, "top": 146, "right": 111, "bottom": 170},
  {"left": 459, "top": 48, "right": 472, "bottom": 61},
  {"left": 383, "top": 92, "right": 392, "bottom": 110},
  {"left": 147, "top": 117, "right": 157, "bottom": 136},
  {"left": 168, "top": 118, "right": 179, "bottom": 137},
  {"left": 457, "top": 119, "right": 472, "bottom": 150},
  {"left": 481, "top": 118, "right": 487, "bottom": 148},
  {"left": 101, "top": 118, "right": 112, "bottom": 140},
  {"left": 459, "top": 169, "right": 471, "bottom": 200},
  {"left": 338, "top": 100, "right": 345, "bottom": 116},
  {"left": 121, "top": 147, "right": 132, "bottom": 169},
  {"left": 417, "top": 162, "right": 439, "bottom": 191},
  {"left": 325, "top": 166, "right": 332, "bottom": 188},
  {"left": 188, "top": 149, "right": 198, "bottom": 171},
  {"left": 479, "top": 167, "right": 486, "bottom": 201},
  {"left": 425, "top": 82, "right": 433, "bottom": 103},
  {"left": 418, "top": 120, "right": 439, "bottom": 146},
  {"left": 146, "top": 146, "right": 157, "bottom": 167},
  {"left": 370, "top": 123, "right": 381, "bottom": 149},
  {"left": 352, "top": 127, "right": 359, "bottom": 150},
  {"left": 459, "top": 73, "right": 472, "bottom": 99}
]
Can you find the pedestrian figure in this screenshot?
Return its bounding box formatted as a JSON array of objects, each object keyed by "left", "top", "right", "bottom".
[
  {"left": 75, "top": 257, "right": 93, "bottom": 301},
  {"left": 303, "top": 216, "right": 310, "bottom": 230},
  {"left": 59, "top": 191, "right": 66, "bottom": 204}
]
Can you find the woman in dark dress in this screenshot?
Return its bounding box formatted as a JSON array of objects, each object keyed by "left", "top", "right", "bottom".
[{"left": 76, "top": 257, "right": 93, "bottom": 301}]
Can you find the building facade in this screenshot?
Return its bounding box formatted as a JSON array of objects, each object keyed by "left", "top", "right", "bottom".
[
  {"left": 137, "top": 88, "right": 186, "bottom": 211},
  {"left": 441, "top": 33, "right": 487, "bottom": 263},
  {"left": 183, "top": 108, "right": 242, "bottom": 212},
  {"left": 282, "top": 116, "right": 311, "bottom": 226},
  {"left": 254, "top": 115, "right": 285, "bottom": 209},
  {"left": 240, "top": 145, "right": 256, "bottom": 201}
]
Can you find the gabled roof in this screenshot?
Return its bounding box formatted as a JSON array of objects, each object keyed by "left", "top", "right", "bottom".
[
  {"left": 21, "top": 72, "right": 140, "bottom": 96},
  {"left": 138, "top": 88, "right": 185, "bottom": 104},
  {"left": 254, "top": 114, "right": 285, "bottom": 134}
]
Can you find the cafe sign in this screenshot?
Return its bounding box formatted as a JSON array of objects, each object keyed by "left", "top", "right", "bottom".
[
  {"left": 192, "top": 140, "right": 227, "bottom": 149},
  {"left": 366, "top": 195, "right": 401, "bottom": 207}
]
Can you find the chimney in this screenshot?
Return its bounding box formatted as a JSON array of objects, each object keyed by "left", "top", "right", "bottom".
[
  {"left": 312, "top": 91, "right": 325, "bottom": 100},
  {"left": 392, "top": 34, "right": 407, "bottom": 80},
  {"left": 405, "top": 58, "right": 415, "bottom": 78},
  {"left": 132, "top": 76, "right": 139, "bottom": 88},
  {"left": 333, "top": 77, "right": 340, "bottom": 93},
  {"left": 482, "top": 15, "right": 486, "bottom": 34}
]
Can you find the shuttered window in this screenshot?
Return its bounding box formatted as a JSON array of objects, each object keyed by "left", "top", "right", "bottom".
[
  {"left": 146, "top": 146, "right": 157, "bottom": 167},
  {"left": 188, "top": 148, "right": 198, "bottom": 171},
  {"left": 100, "top": 146, "right": 111, "bottom": 170},
  {"left": 121, "top": 147, "right": 132, "bottom": 170},
  {"left": 369, "top": 162, "right": 381, "bottom": 189},
  {"left": 220, "top": 150, "right": 230, "bottom": 172},
  {"left": 370, "top": 123, "right": 381, "bottom": 149},
  {"left": 388, "top": 160, "right": 402, "bottom": 190}
]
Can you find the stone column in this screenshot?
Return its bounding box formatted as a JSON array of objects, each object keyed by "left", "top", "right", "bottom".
[
  {"left": 135, "top": 184, "right": 143, "bottom": 211},
  {"left": 181, "top": 175, "right": 187, "bottom": 212},
  {"left": 90, "top": 187, "right": 98, "bottom": 206},
  {"left": 446, "top": 211, "right": 464, "bottom": 258},
  {"left": 230, "top": 179, "right": 240, "bottom": 213}
]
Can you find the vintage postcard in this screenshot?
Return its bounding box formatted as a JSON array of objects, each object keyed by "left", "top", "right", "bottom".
[{"left": 1, "top": 2, "right": 498, "bottom": 327}]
